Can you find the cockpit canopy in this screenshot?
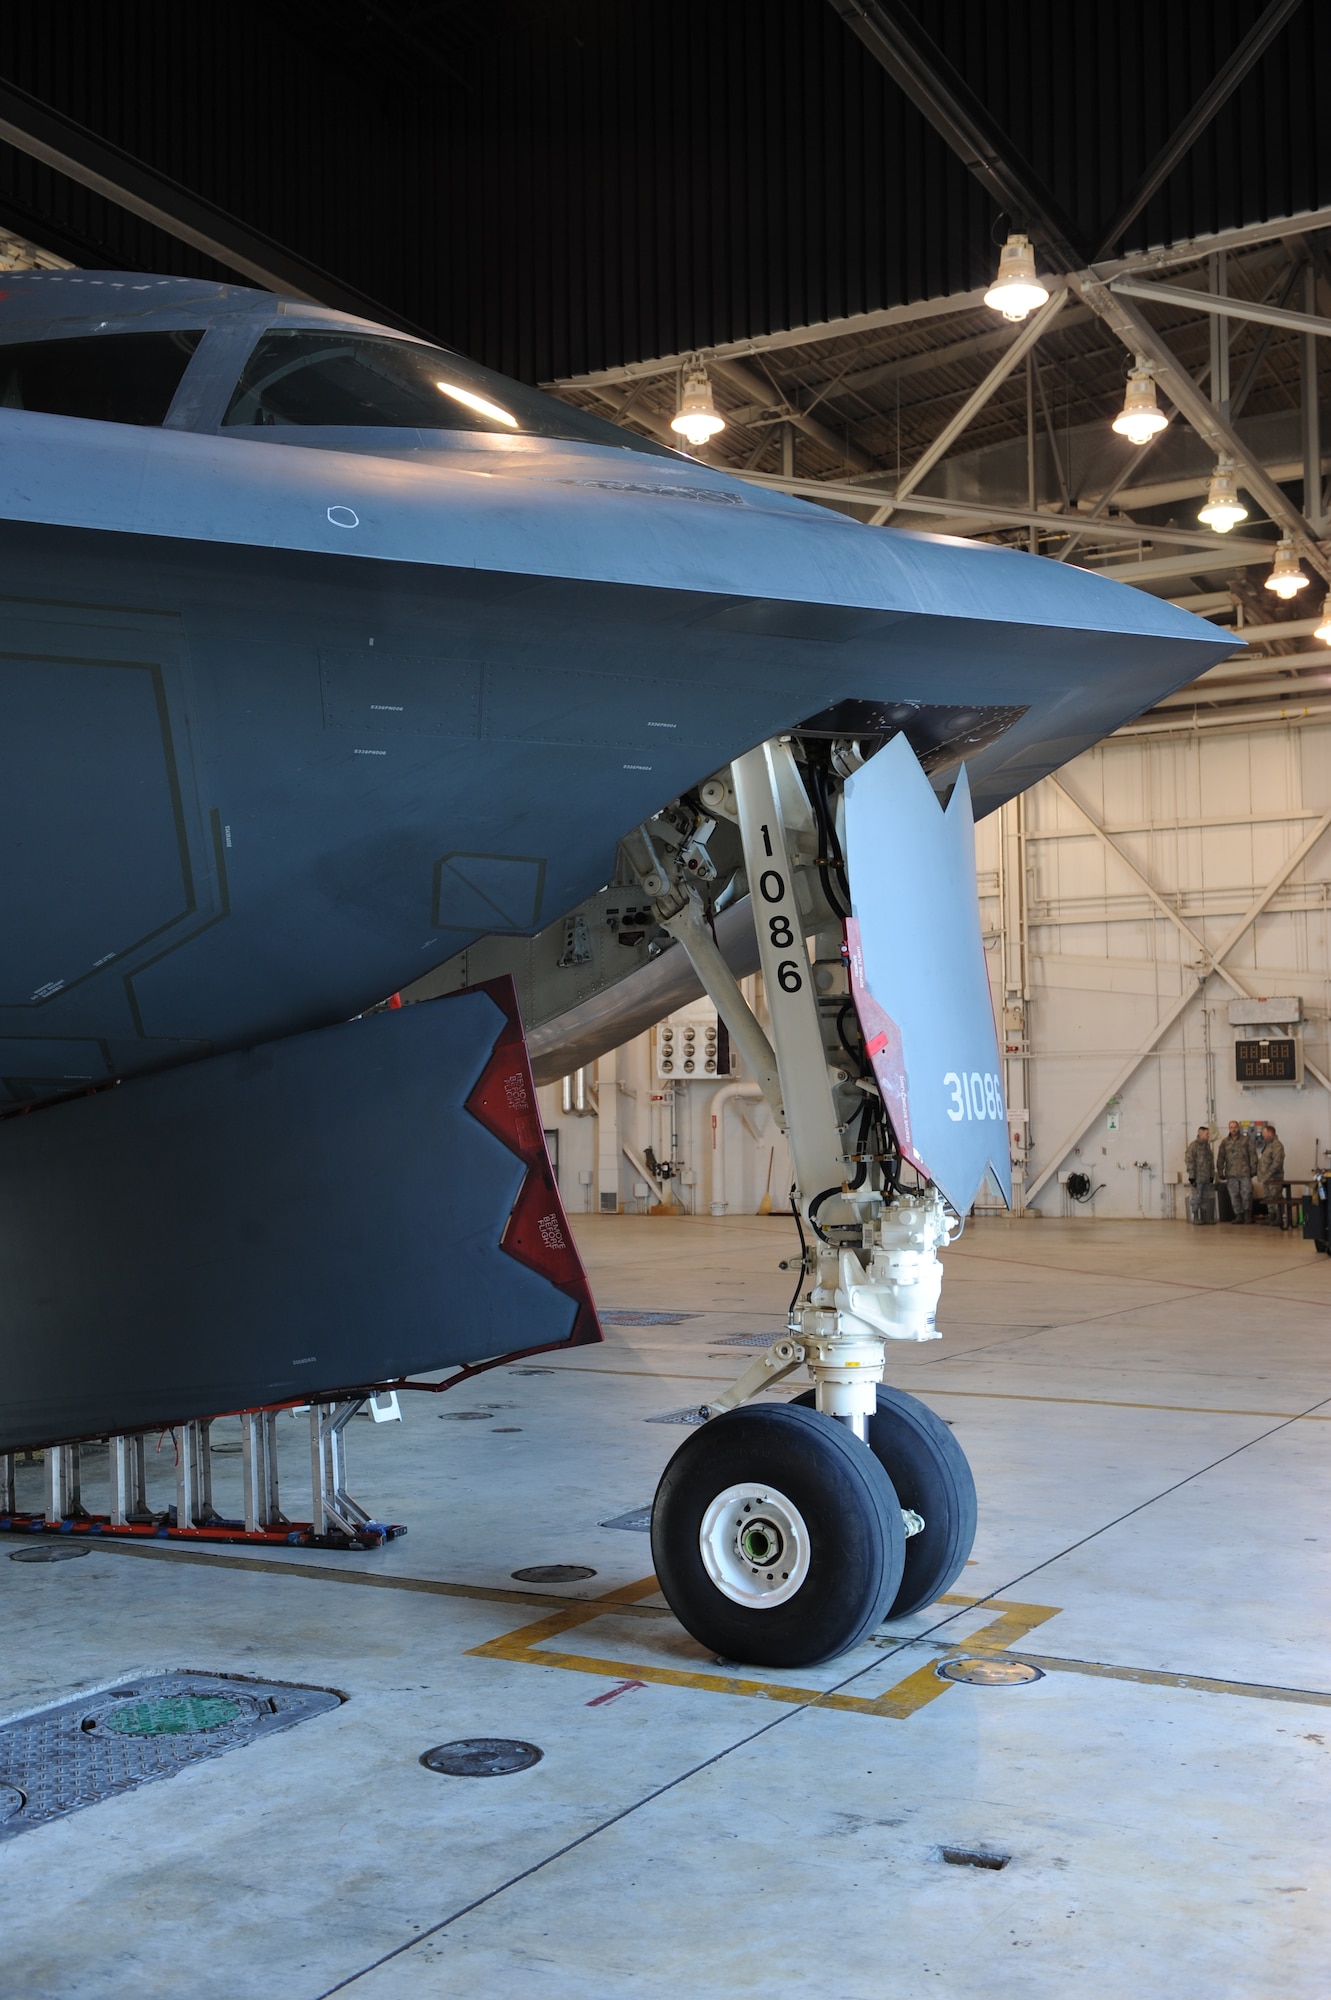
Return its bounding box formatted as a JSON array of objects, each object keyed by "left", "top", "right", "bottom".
[
  {"left": 0, "top": 274, "right": 671, "bottom": 457},
  {"left": 0, "top": 328, "right": 203, "bottom": 426}
]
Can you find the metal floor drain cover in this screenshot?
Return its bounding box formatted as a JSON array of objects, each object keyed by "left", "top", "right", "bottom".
[
  {"left": 645, "top": 1406, "right": 708, "bottom": 1426},
  {"left": 421, "top": 1738, "right": 542, "bottom": 1777},
  {"left": 0, "top": 1672, "right": 342, "bottom": 1838},
  {"left": 437, "top": 1410, "right": 496, "bottom": 1421},
  {"left": 600, "top": 1506, "right": 653, "bottom": 1532},
  {"left": 9, "top": 1542, "right": 93, "bottom": 1562},
  {"left": 511, "top": 1565, "right": 597, "bottom": 1583},
  {"left": 937, "top": 1657, "right": 1044, "bottom": 1686},
  {"left": 714, "top": 1332, "right": 782, "bottom": 1347},
  {"left": 600, "top": 1312, "right": 699, "bottom": 1326}
]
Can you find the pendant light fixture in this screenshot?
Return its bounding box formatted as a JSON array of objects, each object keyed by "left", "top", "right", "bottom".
[
  {"left": 1263, "top": 537, "right": 1310, "bottom": 600},
  {"left": 1197, "top": 459, "right": 1248, "bottom": 533},
  {"left": 671, "top": 359, "right": 726, "bottom": 447},
  {"left": 1111, "top": 362, "right": 1167, "bottom": 445},
  {"left": 983, "top": 233, "right": 1049, "bottom": 322},
  {"left": 1315, "top": 595, "right": 1331, "bottom": 644}
]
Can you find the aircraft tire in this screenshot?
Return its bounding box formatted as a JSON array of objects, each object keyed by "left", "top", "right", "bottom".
[
  {"left": 650, "top": 1402, "right": 905, "bottom": 1668},
  {"left": 793, "top": 1384, "right": 976, "bottom": 1619}
]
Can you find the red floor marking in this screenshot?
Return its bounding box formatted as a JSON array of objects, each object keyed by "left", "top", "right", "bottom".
[{"left": 585, "top": 1679, "right": 647, "bottom": 1708}]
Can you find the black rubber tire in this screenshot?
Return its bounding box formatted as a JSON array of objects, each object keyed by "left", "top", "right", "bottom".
[
  {"left": 793, "top": 1384, "right": 976, "bottom": 1620},
  {"left": 651, "top": 1402, "right": 905, "bottom": 1669}
]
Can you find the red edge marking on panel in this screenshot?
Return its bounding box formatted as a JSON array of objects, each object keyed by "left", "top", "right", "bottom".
[
  {"left": 844, "top": 918, "right": 929, "bottom": 1181},
  {"left": 4, "top": 981, "right": 600, "bottom": 1448},
  {"left": 462, "top": 974, "right": 602, "bottom": 1351}
]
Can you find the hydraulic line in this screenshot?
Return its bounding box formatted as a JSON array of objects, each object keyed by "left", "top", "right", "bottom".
[
  {"left": 806, "top": 758, "right": 852, "bottom": 922},
  {"left": 836, "top": 998, "right": 871, "bottom": 1077},
  {"left": 787, "top": 1187, "right": 809, "bottom": 1317}
]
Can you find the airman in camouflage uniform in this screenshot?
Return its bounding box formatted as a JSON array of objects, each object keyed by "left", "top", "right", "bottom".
[
  {"left": 1184, "top": 1126, "right": 1215, "bottom": 1222},
  {"left": 1252, "top": 1123, "right": 1286, "bottom": 1224},
  {"left": 1216, "top": 1120, "right": 1256, "bottom": 1222}
]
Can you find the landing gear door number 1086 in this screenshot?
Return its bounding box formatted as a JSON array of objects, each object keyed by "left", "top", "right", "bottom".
[{"left": 756, "top": 835, "right": 805, "bottom": 996}]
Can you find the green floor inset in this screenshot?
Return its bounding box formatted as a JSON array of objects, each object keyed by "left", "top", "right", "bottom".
[{"left": 103, "top": 1695, "right": 244, "bottom": 1736}]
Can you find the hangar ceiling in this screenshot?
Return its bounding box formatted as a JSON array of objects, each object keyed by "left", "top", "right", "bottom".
[
  {"left": 0, "top": 2, "right": 1326, "bottom": 377},
  {"left": 0, "top": 1, "right": 1328, "bottom": 721}
]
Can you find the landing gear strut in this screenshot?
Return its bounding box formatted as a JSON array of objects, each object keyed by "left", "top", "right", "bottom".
[{"left": 629, "top": 736, "right": 977, "bottom": 1666}]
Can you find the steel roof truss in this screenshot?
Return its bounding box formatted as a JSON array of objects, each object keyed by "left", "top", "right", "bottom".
[{"left": 1083, "top": 281, "right": 1331, "bottom": 582}]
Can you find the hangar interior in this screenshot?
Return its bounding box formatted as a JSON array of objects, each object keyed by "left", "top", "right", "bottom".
[
  {"left": 537, "top": 718, "right": 1331, "bottom": 1223},
  {"left": 0, "top": 6, "right": 1327, "bottom": 1998}
]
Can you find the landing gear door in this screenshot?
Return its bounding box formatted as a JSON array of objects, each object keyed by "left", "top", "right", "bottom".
[{"left": 843, "top": 734, "right": 1011, "bottom": 1213}]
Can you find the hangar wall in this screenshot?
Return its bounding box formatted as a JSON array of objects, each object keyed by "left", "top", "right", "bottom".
[
  {"left": 537, "top": 977, "right": 792, "bottom": 1224},
  {"left": 986, "top": 710, "right": 1331, "bottom": 1218},
  {"left": 539, "top": 712, "right": 1331, "bottom": 1224}
]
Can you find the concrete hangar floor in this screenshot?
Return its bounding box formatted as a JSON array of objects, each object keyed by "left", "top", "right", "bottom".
[{"left": 2, "top": 1212, "right": 1328, "bottom": 1999}]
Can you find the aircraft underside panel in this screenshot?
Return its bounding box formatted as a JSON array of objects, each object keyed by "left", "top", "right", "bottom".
[
  {"left": 0, "top": 512, "right": 1227, "bottom": 1111},
  {"left": 0, "top": 979, "right": 598, "bottom": 1454}
]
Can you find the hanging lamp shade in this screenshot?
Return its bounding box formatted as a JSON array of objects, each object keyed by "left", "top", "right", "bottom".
[
  {"left": 1315, "top": 595, "right": 1331, "bottom": 644},
  {"left": 1112, "top": 364, "right": 1168, "bottom": 446},
  {"left": 671, "top": 361, "right": 726, "bottom": 447},
  {"left": 1264, "top": 536, "right": 1310, "bottom": 600},
  {"left": 983, "top": 234, "right": 1049, "bottom": 321},
  {"left": 1197, "top": 460, "right": 1248, "bottom": 533}
]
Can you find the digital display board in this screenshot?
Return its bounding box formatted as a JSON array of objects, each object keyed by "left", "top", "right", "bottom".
[{"left": 1235, "top": 1038, "right": 1298, "bottom": 1083}]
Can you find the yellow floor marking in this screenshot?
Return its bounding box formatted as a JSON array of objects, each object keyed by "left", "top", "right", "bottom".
[
  {"left": 85, "top": 1540, "right": 673, "bottom": 1615},
  {"left": 998, "top": 1650, "right": 1331, "bottom": 1708},
  {"left": 466, "top": 1580, "right": 1061, "bottom": 1721},
  {"left": 95, "top": 1547, "right": 1329, "bottom": 1710},
  {"left": 917, "top": 1389, "right": 1331, "bottom": 1422},
  {"left": 935, "top": 1593, "right": 1062, "bottom": 1654},
  {"left": 547, "top": 1366, "right": 1331, "bottom": 1423}
]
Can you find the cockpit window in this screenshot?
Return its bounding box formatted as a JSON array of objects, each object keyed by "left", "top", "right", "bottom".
[
  {"left": 0, "top": 330, "right": 203, "bottom": 426},
  {"left": 222, "top": 329, "right": 673, "bottom": 455}
]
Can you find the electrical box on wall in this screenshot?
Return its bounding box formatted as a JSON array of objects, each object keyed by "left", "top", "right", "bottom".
[
  {"left": 1227, "top": 997, "right": 1301, "bottom": 1026},
  {"left": 655, "top": 1003, "right": 729, "bottom": 1081}
]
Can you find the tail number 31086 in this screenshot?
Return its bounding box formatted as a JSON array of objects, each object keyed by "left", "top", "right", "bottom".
[{"left": 944, "top": 1071, "right": 1003, "bottom": 1122}]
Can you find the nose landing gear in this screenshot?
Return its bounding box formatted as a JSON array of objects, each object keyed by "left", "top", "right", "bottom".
[{"left": 631, "top": 737, "right": 979, "bottom": 1668}]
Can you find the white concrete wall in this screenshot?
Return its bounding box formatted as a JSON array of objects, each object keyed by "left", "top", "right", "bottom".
[{"left": 540, "top": 714, "right": 1331, "bottom": 1225}]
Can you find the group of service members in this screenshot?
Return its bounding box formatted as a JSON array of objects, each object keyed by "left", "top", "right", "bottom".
[{"left": 1184, "top": 1120, "right": 1285, "bottom": 1224}]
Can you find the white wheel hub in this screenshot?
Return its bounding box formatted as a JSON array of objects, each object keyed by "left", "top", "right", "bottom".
[{"left": 698, "top": 1482, "right": 811, "bottom": 1608}]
